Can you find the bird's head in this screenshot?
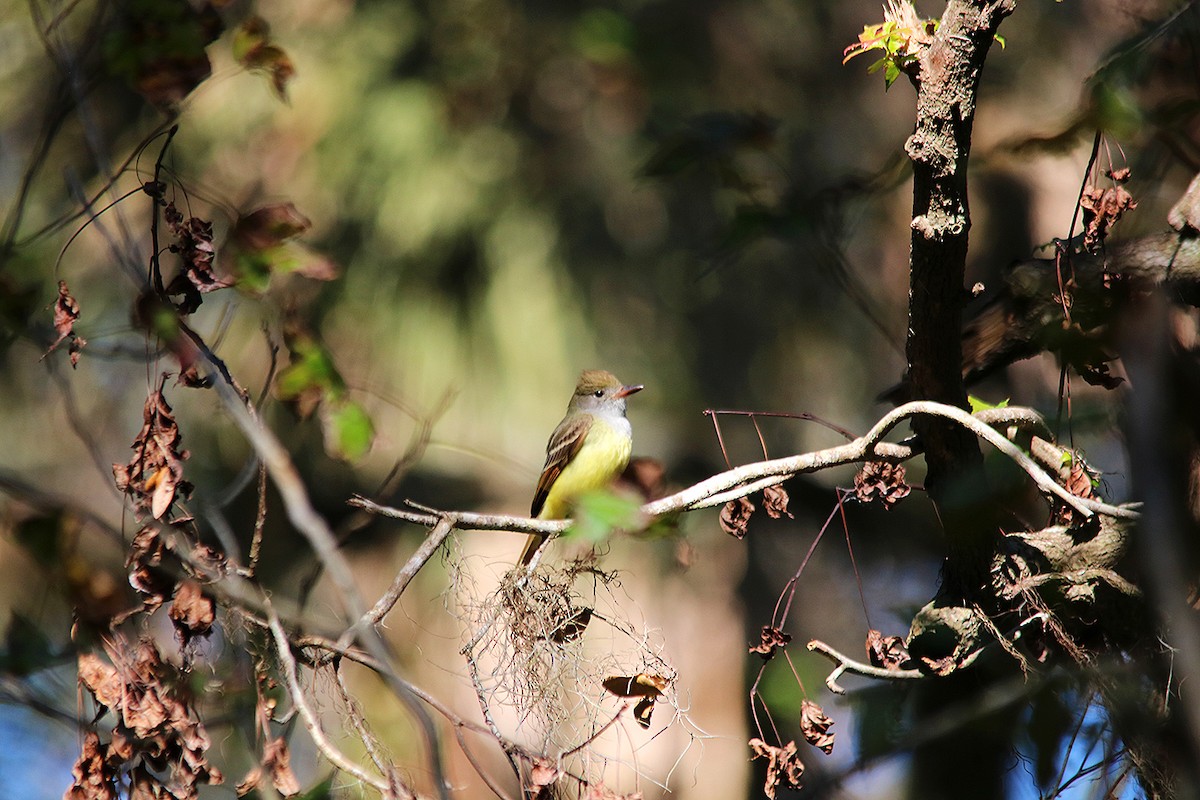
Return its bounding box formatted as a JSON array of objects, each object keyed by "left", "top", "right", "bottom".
[{"left": 568, "top": 369, "right": 643, "bottom": 415}]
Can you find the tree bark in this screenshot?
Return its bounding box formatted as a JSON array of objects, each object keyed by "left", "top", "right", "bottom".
[
  {"left": 906, "top": 0, "right": 1015, "bottom": 595},
  {"left": 903, "top": 4, "right": 1016, "bottom": 797}
]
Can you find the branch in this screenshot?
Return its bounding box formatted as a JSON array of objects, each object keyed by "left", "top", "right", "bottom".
[
  {"left": 806, "top": 639, "right": 922, "bottom": 695},
  {"left": 196, "top": 347, "right": 451, "bottom": 799},
  {"left": 266, "top": 607, "right": 393, "bottom": 795},
  {"left": 351, "top": 402, "right": 1138, "bottom": 542},
  {"left": 339, "top": 514, "right": 457, "bottom": 648},
  {"left": 961, "top": 233, "right": 1200, "bottom": 384}
]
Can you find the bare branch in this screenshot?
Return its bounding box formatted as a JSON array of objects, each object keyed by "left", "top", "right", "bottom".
[
  {"left": 806, "top": 639, "right": 922, "bottom": 695},
  {"left": 351, "top": 402, "right": 1139, "bottom": 549},
  {"left": 339, "top": 515, "right": 457, "bottom": 648},
  {"left": 197, "top": 349, "right": 451, "bottom": 799},
  {"left": 266, "top": 606, "right": 394, "bottom": 795}
]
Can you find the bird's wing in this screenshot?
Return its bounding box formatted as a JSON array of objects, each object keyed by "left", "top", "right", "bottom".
[{"left": 531, "top": 413, "right": 593, "bottom": 517}]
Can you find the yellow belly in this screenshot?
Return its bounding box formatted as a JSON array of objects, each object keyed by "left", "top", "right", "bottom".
[{"left": 537, "top": 420, "right": 632, "bottom": 520}]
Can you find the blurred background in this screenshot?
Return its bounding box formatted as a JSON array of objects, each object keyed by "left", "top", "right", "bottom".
[{"left": 1, "top": 0, "right": 1197, "bottom": 797}]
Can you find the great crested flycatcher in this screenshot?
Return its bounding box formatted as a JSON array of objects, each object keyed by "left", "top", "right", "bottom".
[{"left": 518, "top": 370, "right": 643, "bottom": 565}]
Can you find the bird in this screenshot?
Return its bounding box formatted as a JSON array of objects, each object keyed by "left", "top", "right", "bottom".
[{"left": 518, "top": 370, "right": 643, "bottom": 566}]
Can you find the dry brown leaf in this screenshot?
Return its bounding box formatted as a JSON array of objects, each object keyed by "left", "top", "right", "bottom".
[
  {"left": 1054, "top": 456, "right": 1100, "bottom": 525},
  {"left": 169, "top": 580, "right": 216, "bottom": 646},
  {"left": 800, "top": 700, "right": 836, "bottom": 755},
  {"left": 263, "top": 737, "right": 301, "bottom": 796},
  {"left": 126, "top": 526, "right": 171, "bottom": 611},
  {"left": 748, "top": 738, "right": 804, "bottom": 799},
  {"left": 762, "top": 485, "right": 793, "bottom": 519},
  {"left": 113, "top": 377, "right": 192, "bottom": 520},
  {"left": 1080, "top": 180, "right": 1137, "bottom": 254},
  {"left": 163, "top": 203, "right": 228, "bottom": 314},
  {"left": 749, "top": 625, "right": 792, "bottom": 660},
  {"left": 719, "top": 496, "right": 755, "bottom": 539},
  {"left": 865, "top": 628, "right": 911, "bottom": 671},
  {"left": 45, "top": 280, "right": 87, "bottom": 366},
  {"left": 63, "top": 732, "right": 118, "bottom": 800},
  {"left": 78, "top": 653, "right": 124, "bottom": 709},
  {"left": 854, "top": 461, "right": 911, "bottom": 508}
]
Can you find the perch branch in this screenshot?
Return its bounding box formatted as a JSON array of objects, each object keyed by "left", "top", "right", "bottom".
[{"left": 351, "top": 402, "right": 1139, "bottom": 546}]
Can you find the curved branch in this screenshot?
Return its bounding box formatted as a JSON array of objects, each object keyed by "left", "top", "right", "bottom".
[
  {"left": 351, "top": 402, "right": 1139, "bottom": 546},
  {"left": 806, "top": 639, "right": 923, "bottom": 695}
]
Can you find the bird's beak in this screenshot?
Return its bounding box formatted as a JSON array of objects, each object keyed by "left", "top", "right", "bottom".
[{"left": 615, "top": 384, "right": 644, "bottom": 399}]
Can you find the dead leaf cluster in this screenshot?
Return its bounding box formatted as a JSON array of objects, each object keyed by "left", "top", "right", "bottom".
[
  {"left": 68, "top": 638, "right": 222, "bottom": 800},
  {"left": 748, "top": 625, "right": 792, "bottom": 660},
  {"left": 164, "top": 202, "right": 227, "bottom": 314},
  {"left": 112, "top": 378, "right": 192, "bottom": 520},
  {"left": 1080, "top": 168, "right": 1137, "bottom": 253},
  {"left": 748, "top": 738, "right": 804, "bottom": 799},
  {"left": 853, "top": 461, "right": 911, "bottom": 508}
]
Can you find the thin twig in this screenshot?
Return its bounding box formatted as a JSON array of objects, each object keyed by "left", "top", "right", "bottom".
[
  {"left": 340, "top": 515, "right": 457, "bottom": 648},
  {"left": 266, "top": 606, "right": 391, "bottom": 794},
  {"left": 333, "top": 663, "right": 404, "bottom": 792},
  {"left": 247, "top": 462, "right": 268, "bottom": 576}
]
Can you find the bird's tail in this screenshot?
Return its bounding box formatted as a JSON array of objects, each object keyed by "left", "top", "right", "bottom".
[{"left": 518, "top": 533, "right": 545, "bottom": 566}]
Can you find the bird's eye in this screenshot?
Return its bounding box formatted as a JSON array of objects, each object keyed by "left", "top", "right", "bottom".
[{"left": 593, "top": 389, "right": 604, "bottom": 398}]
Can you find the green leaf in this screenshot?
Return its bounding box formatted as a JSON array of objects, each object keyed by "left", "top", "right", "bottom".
[
  {"left": 968, "top": 395, "right": 1010, "bottom": 413},
  {"left": 275, "top": 338, "right": 342, "bottom": 400},
  {"left": 565, "top": 490, "right": 644, "bottom": 546},
  {"left": 322, "top": 398, "right": 375, "bottom": 462},
  {"left": 884, "top": 61, "right": 901, "bottom": 88}
]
